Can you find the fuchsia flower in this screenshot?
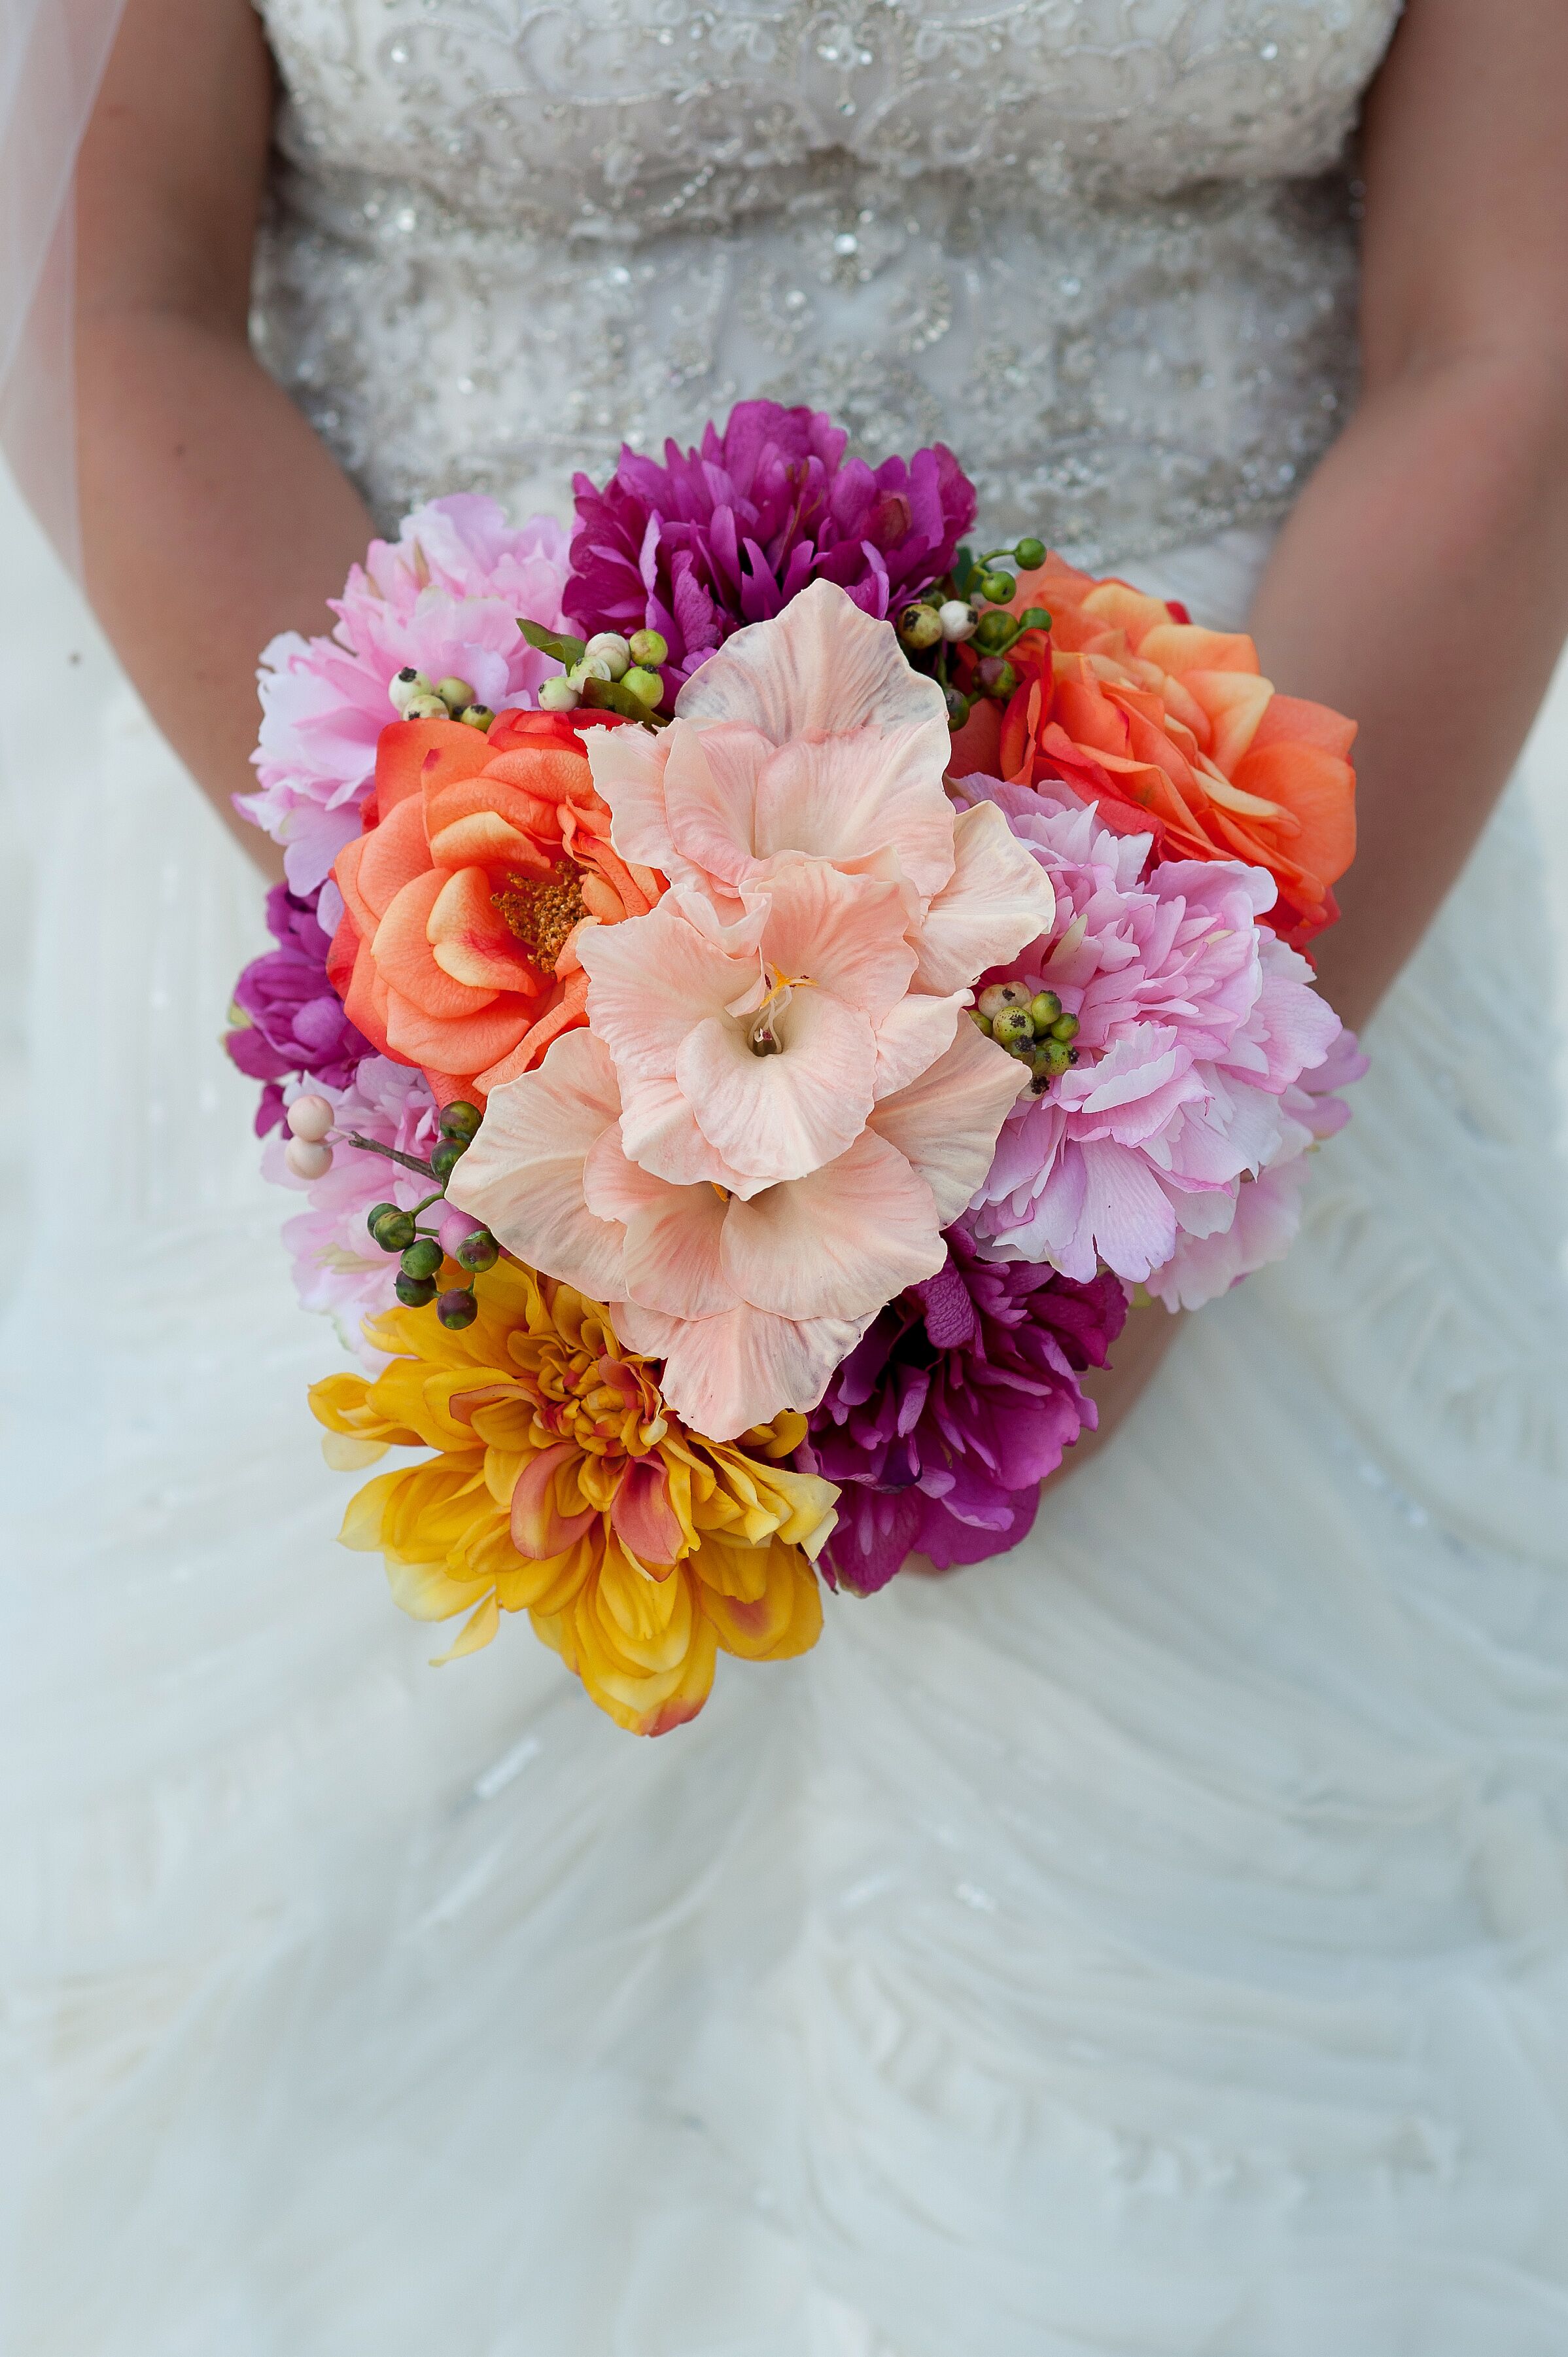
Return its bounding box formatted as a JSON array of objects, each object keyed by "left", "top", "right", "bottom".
[
  {"left": 238, "top": 498, "right": 573, "bottom": 893},
  {"left": 801, "top": 1229, "right": 1128, "bottom": 1593},
  {"left": 449, "top": 583, "right": 1056, "bottom": 1440},
  {"left": 961, "top": 782, "right": 1346, "bottom": 1285},
  {"left": 268, "top": 1055, "right": 442, "bottom": 1362},
  {"left": 565, "top": 401, "right": 975, "bottom": 700},
  {"left": 226, "top": 882, "right": 372, "bottom": 1135}
]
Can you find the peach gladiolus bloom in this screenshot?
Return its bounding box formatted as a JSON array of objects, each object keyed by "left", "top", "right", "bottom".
[
  {"left": 447, "top": 582, "right": 1057, "bottom": 1438},
  {"left": 328, "top": 709, "right": 663, "bottom": 1105},
  {"left": 310, "top": 1257, "right": 836, "bottom": 1735},
  {"left": 949, "top": 553, "right": 1356, "bottom": 950}
]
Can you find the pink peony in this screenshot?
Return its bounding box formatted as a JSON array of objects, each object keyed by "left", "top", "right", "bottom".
[
  {"left": 961, "top": 781, "right": 1346, "bottom": 1286},
  {"left": 447, "top": 584, "right": 1056, "bottom": 1440},
  {"left": 266, "top": 1055, "right": 442, "bottom": 1362},
  {"left": 1143, "top": 1023, "right": 1367, "bottom": 1309},
  {"left": 237, "top": 497, "right": 572, "bottom": 893}
]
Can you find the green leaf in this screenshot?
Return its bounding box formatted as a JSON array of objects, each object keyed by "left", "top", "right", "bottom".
[
  {"left": 517, "top": 617, "right": 586, "bottom": 665},
  {"left": 580, "top": 676, "right": 665, "bottom": 722},
  {"left": 951, "top": 544, "right": 975, "bottom": 595}
]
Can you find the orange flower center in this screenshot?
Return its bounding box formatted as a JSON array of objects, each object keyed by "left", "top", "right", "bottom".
[
  {"left": 521, "top": 1336, "right": 663, "bottom": 1465},
  {"left": 491, "top": 867, "right": 588, "bottom": 970}
]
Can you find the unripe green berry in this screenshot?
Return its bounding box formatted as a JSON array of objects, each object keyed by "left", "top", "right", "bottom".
[
  {"left": 395, "top": 1271, "right": 438, "bottom": 1308},
  {"left": 943, "top": 684, "right": 971, "bottom": 730},
  {"left": 991, "top": 1006, "right": 1036, "bottom": 1052},
  {"left": 1014, "top": 537, "right": 1046, "bottom": 570},
  {"left": 979, "top": 571, "right": 1017, "bottom": 605},
  {"left": 436, "top": 676, "right": 476, "bottom": 714},
  {"left": 402, "top": 692, "right": 451, "bottom": 720},
  {"left": 973, "top": 609, "right": 1020, "bottom": 655},
  {"left": 459, "top": 703, "right": 496, "bottom": 731},
  {"left": 898, "top": 603, "right": 944, "bottom": 650},
  {"left": 627, "top": 628, "right": 669, "bottom": 667},
  {"left": 437, "top": 1286, "right": 479, "bottom": 1330},
  {"left": 455, "top": 1226, "right": 499, "bottom": 1273},
  {"left": 621, "top": 666, "right": 664, "bottom": 707},
  {"left": 440, "top": 1099, "right": 482, "bottom": 1142},
  {"left": 1028, "top": 990, "right": 1062, "bottom": 1031},
  {"left": 366, "top": 1199, "right": 398, "bottom": 1237},
  {"left": 967, "top": 1008, "right": 994, "bottom": 1038},
  {"left": 1049, "top": 1012, "right": 1081, "bottom": 1043},
  {"left": 400, "top": 1237, "right": 444, "bottom": 1281},
  {"left": 370, "top": 1207, "right": 416, "bottom": 1252},
  {"left": 1033, "top": 1039, "right": 1073, "bottom": 1081},
  {"left": 430, "top": 1137, "right": 465, "bottom": 1181},
  {"left": 1017, "top": 605, "right": 1052, "bottom": 633}
]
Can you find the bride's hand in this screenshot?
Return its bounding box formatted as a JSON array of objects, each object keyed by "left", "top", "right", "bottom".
[{"left": 1056, "top": 1299, "right": 1183, "bottom": 1480}]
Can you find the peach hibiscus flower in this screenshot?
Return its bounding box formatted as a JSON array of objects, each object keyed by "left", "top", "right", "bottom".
[
  {"left": 327, "top": 708, "right": 663, "bottom": 1105},
  {"left": 949, "top": 553, "right": 1356, "bottom": 949},
  {"left": 448, "top": 582, "right": 1056, "bottom": 1438}
]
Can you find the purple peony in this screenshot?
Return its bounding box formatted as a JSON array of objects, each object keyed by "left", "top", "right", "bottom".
[
  {"left": 226, "top": 882, "right": 370, "bottom": 1135},
  {"left": 799, "top": 1231, "right": 1128, "bottom": 1596},
  {"left": 565, "top": 400, "right": 976, "bottom": 697}
]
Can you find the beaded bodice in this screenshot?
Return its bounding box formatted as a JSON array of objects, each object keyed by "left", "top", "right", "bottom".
[{"left": 251, "top": 0, "right": 1402, "bottom": 561}]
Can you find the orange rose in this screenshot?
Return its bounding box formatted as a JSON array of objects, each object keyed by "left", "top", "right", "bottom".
[
  {"left": 948, "top": 553, "right": 1356, "bottom": 949},
  {"left": 327, "top": 709, "right": 663, "bottom": 1104}
]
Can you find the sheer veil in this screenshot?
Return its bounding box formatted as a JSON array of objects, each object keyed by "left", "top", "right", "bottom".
[{"left": 0, "top": 0, "right": 128, "bottom": 572}]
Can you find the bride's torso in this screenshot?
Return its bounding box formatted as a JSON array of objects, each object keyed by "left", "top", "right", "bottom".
[{"left": 251, "top": 0, "right": 1402, "bottom": 558}]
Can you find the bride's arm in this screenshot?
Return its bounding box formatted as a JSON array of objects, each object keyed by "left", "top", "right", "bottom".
[
  {"left": 1077, "top": 0, "right": 1568, "bottom": 1461},
  {"left": 75, "top": 0, "right": 372, "bottom": 869},
  {"left": 1250, "top": 0, "right": 1568, "bottom": 1032}
]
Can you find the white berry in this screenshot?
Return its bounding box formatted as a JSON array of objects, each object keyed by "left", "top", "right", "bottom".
[
  {"left": 285, "top": 1137, "right": 334, "bottom": 1180},
  {"left": 538, "top": 677, "right": 581, "bottom": 711},
  {"left": 938, "top": 601, "right": 978, "bottom": 642},
  {"left": 584, "top": 632, "right": 632, "bottom": 681},
  {"left": 285, "top": 1093, "right": 335, "bottom": 1143}
]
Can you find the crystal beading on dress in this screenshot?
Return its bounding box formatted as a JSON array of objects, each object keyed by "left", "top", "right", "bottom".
[{"left": 250, "top": 0, "right": 1402, "bottom": 563}]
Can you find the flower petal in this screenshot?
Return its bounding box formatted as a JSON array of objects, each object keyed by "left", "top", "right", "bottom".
[
  {"left": 719, "top": 1128, "right": 943, "bottom": 1320},
  {"left": 912, "top": 800, "right": 1056, "bottom": 993},
  {"left": 869, "top": 1018, "right": 1029, "bottom": 1225},
  {"left": 674, "top": 575, "right": 949, "bottom": 743},
  {"left": 445, "top": 1027, "right": 627, "bottom": 1299},
  {"left": 676, "top": 990, "right": 879, "bottom": 1184},
  {"left": 584, "top": 717, "right": 678, "bottom": 876},
  {"left": 650, "top": 1300, "right": 879, "bottom": 1442}
]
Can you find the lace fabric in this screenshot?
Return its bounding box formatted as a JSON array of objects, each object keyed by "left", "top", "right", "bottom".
[{"left": 250, "top": 0, "right": 1402, "bottom": 559}]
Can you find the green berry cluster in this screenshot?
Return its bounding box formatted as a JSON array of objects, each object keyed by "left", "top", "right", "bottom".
[
  {"left": 364, "top": 1099, "right": 497, "bottom": 1330},
  {"left": 969, "top": 981, "right": 1082, "bottom": 1091},
  {"left": 893, "top": 534, "right": 1053, "bottom": 732}
]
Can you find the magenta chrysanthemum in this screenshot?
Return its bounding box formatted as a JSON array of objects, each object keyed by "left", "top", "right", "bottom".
[
  {"left": 564, "top": 400, "right": 976, "bottom": 698},
  {"left": 226, "top": 881, "right": 372, "bottom": 1135},
  {"left": 960, "top": 781, "right": 1346, "bottom": 1290},
  {"left": 798, "top": 1230, "right": 1127, "bottom": 1595}
]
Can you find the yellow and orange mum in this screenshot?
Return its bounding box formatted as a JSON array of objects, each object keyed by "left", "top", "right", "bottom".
[{"left": 309, "top": 1256, "right": 837, "bottom": 1734}]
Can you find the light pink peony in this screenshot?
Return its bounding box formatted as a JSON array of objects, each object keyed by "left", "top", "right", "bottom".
[
  {"left": 1143, "top": 1023, "right": 1367, "bottom": 1309},
  {"left": 448, "top": 583, "right": 1056, "bottom": 1438},
  {"left": 237, "top": 497, "right": 572, "bottom": 893},
  {"left": 961, "top": 781, "right": 1346, "bottom": 1286},
  {"left": 266, "top": 1055, "right": 441, "bottom": 1363}
]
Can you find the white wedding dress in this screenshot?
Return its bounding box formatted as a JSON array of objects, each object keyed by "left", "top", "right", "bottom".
[{"left": 7, "top": 1, "right": 1568, "bottom": 2347}]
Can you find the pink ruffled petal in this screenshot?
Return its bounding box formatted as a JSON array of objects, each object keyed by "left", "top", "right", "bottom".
[
  {"left": 674, "top": 575, "right": 948, "bottom": 745},
  {"left": 911, "top": 801, "right": 1056, "bottom": 993},
  {"left": 718, "top": 1129, "right": 943, "bottom": 1320},
  {"left": 676, "top": 991, "right": 879, "bottom": 1184},
  {"left": 445, "top": 1029, "right": 626, "bottom": 1300},
  {"left": 654, "top": 1300, "right": 879, "bottom": 1442},
  {"left": 869, "top": 1018, "right": 1028, "bottom": 1226}
]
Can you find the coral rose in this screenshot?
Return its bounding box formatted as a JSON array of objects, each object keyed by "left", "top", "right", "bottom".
[
  {"left": 328, "top": 707, "right": 663, "bottom": 1105},
  {"left": 949, "top": 552, "right": 1356, "bottom": 950}
]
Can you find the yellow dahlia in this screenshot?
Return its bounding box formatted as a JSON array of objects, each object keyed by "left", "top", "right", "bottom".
[{"left": 309, "top": 1258, "right": 837, "bottom": 1734}]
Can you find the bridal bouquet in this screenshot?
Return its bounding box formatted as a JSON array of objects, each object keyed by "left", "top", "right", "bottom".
[{"left": 228, "top": 404, "right": 1362, "bottom": 1733}]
